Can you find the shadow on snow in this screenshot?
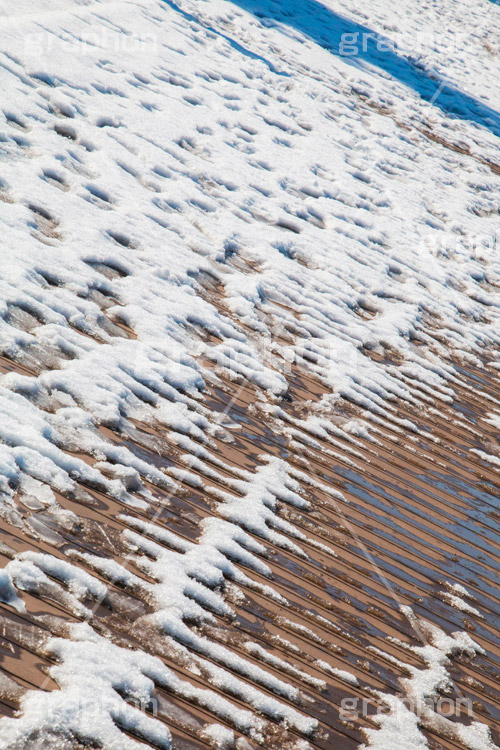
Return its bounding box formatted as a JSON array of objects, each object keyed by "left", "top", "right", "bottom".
[{"left": 165, "top": 0, "right": 500, "bottom": 137}]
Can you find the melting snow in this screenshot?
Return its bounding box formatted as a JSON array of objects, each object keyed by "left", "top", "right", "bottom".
[{"left": 0, "top": 0, "right": 499, "bottom": 747}]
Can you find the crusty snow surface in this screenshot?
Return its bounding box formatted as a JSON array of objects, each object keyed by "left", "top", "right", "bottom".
[{"left": 0, "top": 0, "right": 500, "bottom": 748}]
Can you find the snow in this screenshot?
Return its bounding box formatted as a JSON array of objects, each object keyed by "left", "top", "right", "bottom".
[
  {"left": 361, "top": 694, "right": 429, "bottom": 750},
  {"left": 313, "top": 659, "right": 358, "bottom": 687},
  {"left": 244, "top": 642, "right": 327, "bottom": 691},
  {"left": 0, "top": 0, "right": 499, "bottom": 746},
  {"left": 441, "top": 582, "right": 482, "bottom": 617},
  {"left": 0, "top": 570, "right": 25, "bottom": 614},
  {"left": 0, "top": 622, "right": 173, "bottom": 750},
  {"left": 194, "top": 455, "right": 313, "bottom": 556},
  {"left": 201, "top": 724, "right": 235, "bottom": 749},
  {"left": 361, "top": 608, "right": 496, "bottom": 750}
]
